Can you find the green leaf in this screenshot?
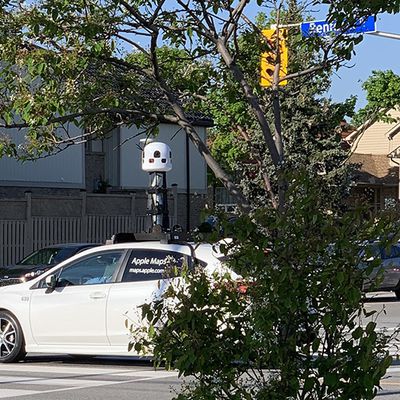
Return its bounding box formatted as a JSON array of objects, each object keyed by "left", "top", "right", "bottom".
[
  {"left": 336, "top": 271, "right": 344, "bottom": 284},
  {"left": 352, "top": 326, "right": 363, "bottom": 339},
  {"left": 148, "top": 324, "right": 155, "bottom": 338},
  {"left": 366, "top": 321, "right": 376, "bottom": 334},
  {"left": 325, "top": 372, "right": 338, "bottom": 387}
]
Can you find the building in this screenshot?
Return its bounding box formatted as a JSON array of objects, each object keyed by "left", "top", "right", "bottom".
[
  {"left": 0, "top": 121, "right": 211, "bottom": 267},
  {"left": 344, "top": 109, "right": 400, "bottom": 213}
]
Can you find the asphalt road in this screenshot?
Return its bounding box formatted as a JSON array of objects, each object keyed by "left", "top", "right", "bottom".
[
  {"left": 379, "top": 365, "right": 400, "bottom": 399},
  {"left": 364, "top": 291, "right": 400, "bottom": 355},
  {"left": 2, "top": 353, "right": 400, "bottom": 399},
  {"left": 363, "top": 292, "right": 400, "bottom": 398},
  {"left": 0, "top": 355, "right": 181, "bottom": 400},
  {"left": 0, "top": 293, "right": 399, "bottom": 400}
]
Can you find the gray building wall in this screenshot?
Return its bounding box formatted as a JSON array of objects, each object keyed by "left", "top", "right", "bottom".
[{"left": 0, "top": 122, "right": 209, "bottom": 230}]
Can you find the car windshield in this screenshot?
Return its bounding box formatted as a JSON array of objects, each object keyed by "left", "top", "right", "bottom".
[{"left": 18, "top": 247, "right": 77, "bottom": 266}]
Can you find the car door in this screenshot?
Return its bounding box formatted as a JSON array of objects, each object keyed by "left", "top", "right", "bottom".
[
  {"left": 106, "top": 247, "right": 192, "bottom": 348},
  {"left": 30, "top": 250, "right": 125, "bottom": 346},
  {"left": 380, "top": 245, "right": 400, "bottom": 289}
]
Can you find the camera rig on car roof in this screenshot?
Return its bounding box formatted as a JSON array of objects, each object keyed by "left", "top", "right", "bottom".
[{"left": 107, "top": 225, "right": 193, "bottom": 245}]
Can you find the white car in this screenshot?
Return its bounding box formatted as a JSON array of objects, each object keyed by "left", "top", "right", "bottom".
[{"left": 0, "top": 240, "right": 228, "bottom": 363}]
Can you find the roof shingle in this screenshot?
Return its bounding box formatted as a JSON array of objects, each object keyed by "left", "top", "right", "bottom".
[{"left": 349, "top": 153, "right": 399, "bottom": 185}]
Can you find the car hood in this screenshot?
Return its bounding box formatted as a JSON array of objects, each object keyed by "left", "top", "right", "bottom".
[{"left": 0, "top": 264, "right": 51, "bottom": 279}]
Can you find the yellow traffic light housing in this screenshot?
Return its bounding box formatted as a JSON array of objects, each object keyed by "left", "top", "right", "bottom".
[{"left": 260, "top": 29, "right": 288, "bottom": 87}]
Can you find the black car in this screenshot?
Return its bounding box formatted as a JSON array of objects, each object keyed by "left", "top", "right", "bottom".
[{"left": 0, "top": 243, "right": 100, "bottom": 286}]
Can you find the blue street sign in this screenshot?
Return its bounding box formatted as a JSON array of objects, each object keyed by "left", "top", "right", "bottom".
[{"left": 301, "top": 16, "right": 376, "bottom": 37}]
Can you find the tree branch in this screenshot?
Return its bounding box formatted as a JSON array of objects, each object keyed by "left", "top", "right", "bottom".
[
  {"left": 0, "top": 108, "right": 179, "bottom": 129},
  {"left": 215, "top": 38, "right": 280, "bottom": 166},
  {"left": 237, "top": 125, "right": 278, "bottom": 209}
]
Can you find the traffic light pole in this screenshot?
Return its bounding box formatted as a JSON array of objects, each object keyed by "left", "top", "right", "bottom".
[{"left": 367, "top": 31, "right": 400, "bottom": 40}]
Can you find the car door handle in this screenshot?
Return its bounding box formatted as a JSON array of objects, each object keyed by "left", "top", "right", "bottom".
[{"left": 89, "top": 292, "right": 106, "bottom": 299}]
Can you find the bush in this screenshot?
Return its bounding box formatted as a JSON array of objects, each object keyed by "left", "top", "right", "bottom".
[{"left": 132, "top": 175, "right": 397, "bottom": 400}]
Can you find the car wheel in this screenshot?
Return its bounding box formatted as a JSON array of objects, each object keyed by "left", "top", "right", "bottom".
[
  {"left": 394, "top": 288, "right": 400, "bottom": 300},
  {"left": 0, "top": 311, "right": 26, "bottom": 363}
]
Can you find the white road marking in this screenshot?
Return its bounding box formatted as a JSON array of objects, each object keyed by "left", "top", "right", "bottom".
[
  {"left": 385, "top": 366, "right": 400, "bottom": 372},
  {"left": 0, "top": 364, "right": 137, "bottom": 375},
  {"left": 0, "top": 373, "right": 177, "bottom": 398},
  {"left": 0, "top": 363, "right": 178, "bottom": 398},
  {"left": 0, "top": 390, "right": 40, "bottom": 399},
  {"left": 113, "top": 369, "right": 175, "bottom": 378},
  {"left": 0, "top": 375, "right": 112, "bottom": 387},
  {"left": 378, "top": 327, "right": 400, "bottom": 332}
]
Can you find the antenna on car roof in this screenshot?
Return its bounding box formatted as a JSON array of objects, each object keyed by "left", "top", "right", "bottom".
[{"left": 141, "top": 139, "right": 172, "bottom": 233}]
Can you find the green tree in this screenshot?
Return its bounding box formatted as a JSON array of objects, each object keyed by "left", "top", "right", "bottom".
[
  {"left": 134, "top": 174, "right": 397, "bottom": 399},
  {"left": 325, "top": 1, "right": 400, "bottom": 24},
  {"left": 205, "top": 8, "right": 357, "bottom": 209},
  {"left": 0, "top": 0, "right": 380, "bottom": 209},
  {"left": 1, "top": 2, "right": 400, "bottom": 398},
  {"left": 352, "top": 70, "right": 400, "bottom": 126}
]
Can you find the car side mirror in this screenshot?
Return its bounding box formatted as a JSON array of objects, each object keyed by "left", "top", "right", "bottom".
[{"left": 45, "top": 274, "right": 57, "bottom": 291}]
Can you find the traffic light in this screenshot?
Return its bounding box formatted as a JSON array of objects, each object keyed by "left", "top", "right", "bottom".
[{"left": 260, "top": 29, "right": 288, "bottom": 87}]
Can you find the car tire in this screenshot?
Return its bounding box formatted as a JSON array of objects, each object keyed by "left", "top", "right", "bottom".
[{"left": 0, "top": 311, "right": 26, "bottom": 363}]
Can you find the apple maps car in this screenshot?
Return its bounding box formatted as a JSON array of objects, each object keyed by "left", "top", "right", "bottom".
[
  {"left": 0, "top": 238, "right": 231, "bottom": 362},
  {"left": 0, "top": 243, "right": 100, "bottom": 287}
]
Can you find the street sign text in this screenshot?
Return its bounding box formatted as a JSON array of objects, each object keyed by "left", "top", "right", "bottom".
[{"left": 301, "top": 16, "right": 376, "bottom": 37}]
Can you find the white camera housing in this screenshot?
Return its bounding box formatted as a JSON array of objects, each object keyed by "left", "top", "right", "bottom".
[{"left": 142, "top": 142, "right": 172, "bottom": 172}]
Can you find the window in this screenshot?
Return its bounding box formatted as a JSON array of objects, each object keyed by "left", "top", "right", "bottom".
[
  {"left": 365, "top": 244, "right": 400, "bottom": 260},
  {"left": 382, "top": 245, "right": 400, "bottom": 260},
  {"left": 46, "top": 251, "right": 125, "bottom": 287},
  {"left": 19, "top": 247, "right": 76, "bottom": 266},
  {"left": 121, "top": 250, "right": 192, "bottom": 282}
]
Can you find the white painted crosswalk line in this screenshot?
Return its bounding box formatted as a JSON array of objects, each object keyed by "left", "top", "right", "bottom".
[
  {"left": 113, "top": 369, "right": 176, "bottom": 378},
  {"left": 0, "top": 364, "right": 136, "bottom": 376},
  {"left": 0, "top": 374, "right": 177, "bottom": 399},
  {"left": 0, "top": 389, "right": 41, "bottom": 399},
  {"left": 0, "top": 375, "right": 114, "bottom": 387},
  {"left": 0, "top": 363, "right": 178, "bottom": 398},
  {"left": 0, "top": 363, "right": 178, "bottom": 378}
]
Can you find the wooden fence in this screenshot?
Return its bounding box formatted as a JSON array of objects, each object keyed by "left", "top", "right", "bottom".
[
  {"left": 0, "top": 215, "right": 172, "bottom": 267},
  {"left": 0, "top": 190, "right": 178, "bottom": 268},
  {"left": 0, "top": 220, "right": 26, "bottom": 269}
]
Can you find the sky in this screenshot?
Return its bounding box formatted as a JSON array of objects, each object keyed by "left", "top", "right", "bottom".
[
  {"left": 243, "top": 4, "right": 400, "bottom": 111},
  {"left": 132, "top": 1, "right": 400, "bottom": 112},
  {"left": 329, "top": 12, "right": 400, "bottom": 110}
]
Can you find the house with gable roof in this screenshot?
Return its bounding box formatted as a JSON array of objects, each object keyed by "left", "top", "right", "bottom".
[{"left": 344, "top": 109, "right": 400, "bottom": 213}]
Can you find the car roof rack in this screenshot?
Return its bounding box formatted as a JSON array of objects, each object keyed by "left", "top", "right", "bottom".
[{"left": 107, "top": 230, "right": 193, "bottom": 245}]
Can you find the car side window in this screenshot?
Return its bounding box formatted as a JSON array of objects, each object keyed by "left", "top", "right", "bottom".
[
  {"left": 382, "top": 245, "right": 400, "bottom": 259},
  {"left": 393, "top": 246, "right": 400, "bottom": 258},
  {"left": 47, "top": 251, "right": 125, "bottom": 287},
  {"left": 121, "top": 250, "right": 192, "bottom": 282}
]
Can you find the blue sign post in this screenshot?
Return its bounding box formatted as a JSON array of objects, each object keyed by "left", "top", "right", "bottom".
[{"left": 301, "top": 16, "right": 376, "bottom": 37}]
